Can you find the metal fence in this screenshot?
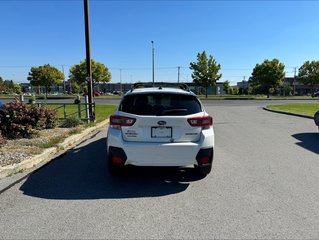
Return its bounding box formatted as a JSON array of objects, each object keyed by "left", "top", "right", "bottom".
[
  {"left": 18, "top": 94, "right": 95, "bottom": 122},
  {"left": 33, "top": 102, "right": 95, "bottom": 122}
]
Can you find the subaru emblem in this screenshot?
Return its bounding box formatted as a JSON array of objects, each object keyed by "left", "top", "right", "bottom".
[{"left": 157, "top": 120, "right": 166, "bottom": 126}]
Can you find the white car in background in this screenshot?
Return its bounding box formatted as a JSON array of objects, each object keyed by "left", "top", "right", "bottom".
[{"left": 106, "top": 82, "right": 215, "bottom": 176}]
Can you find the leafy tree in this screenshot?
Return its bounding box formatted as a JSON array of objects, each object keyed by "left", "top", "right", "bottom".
[
  {"left": 297, "top": 61, "right": 319, "bottom": 95},
  {"left": 223, "top": 80, "right": 232, "bottom": 94},
  {"left": 4, "top": 80, "right": 14, "bottom": 93},
  {"left": 228, "top": 87, "right": 233, "bottom": 95},
  {"left": 69, "top": 59, "right": 111, "bottom": 85},
  {"left": 71, "top": 82, "right": 81, "bottom": 94},
  {"left": 190, "top": 51, "right": 222, "bottom": 98},
  {"left": 13, "top": 83, "right": 22, "bottom": 94},
  {"left": 249, "top": 59, "right": 285, "bottom": 98},
  {"left": 27, "top": 64, "right": 64, "bottom": 97},
  {"left": 0, "top": 77, "right": 4, "bottom": 93},
  {"left": 233, "top": 86, "right": 239, "bottom": 95}
]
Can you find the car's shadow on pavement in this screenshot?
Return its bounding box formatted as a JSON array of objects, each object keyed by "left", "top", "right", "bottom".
[
  {"left": 20, "top": 137, "right": 204, "bottom": 200},
  {"left": 292, "top": 132, "right": 319, "bottom": 155}
]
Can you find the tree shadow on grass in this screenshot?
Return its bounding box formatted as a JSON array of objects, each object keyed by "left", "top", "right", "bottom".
[
  {"left": 292, "top": 132, "right": 319, "bottom": 155},
  {"left": 20, "top": 137, "right": 204, "bottom": 200}
]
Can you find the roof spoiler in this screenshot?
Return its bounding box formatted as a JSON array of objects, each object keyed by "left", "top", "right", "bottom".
[{"left": 130, "top": 82, "right": 190, "bottom": 92}]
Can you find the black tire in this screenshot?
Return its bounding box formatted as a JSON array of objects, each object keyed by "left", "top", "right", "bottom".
[{"left": 195, "top": 164, "right": 212, "bottom": 176}]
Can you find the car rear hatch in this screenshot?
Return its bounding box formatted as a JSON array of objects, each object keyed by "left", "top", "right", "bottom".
[
  {"left": 121, "top": 114, "right": 204, "bottom": 143},
  {"left": 116, "top": 92, "right": 210, "bottom": 143}
]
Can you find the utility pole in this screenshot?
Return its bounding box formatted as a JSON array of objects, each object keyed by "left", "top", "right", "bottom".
[
  {"left": 61, "top": 65, "right": 65, "bottom": 93},
  {"left": 177, "top": 66, "right": 180, "bottom": 83},
  {"left": 151, "top": 41, "right": 155, "bottom": 86},
  {"left": 84, "top": 0, "right": 94, "bottom": 121}
]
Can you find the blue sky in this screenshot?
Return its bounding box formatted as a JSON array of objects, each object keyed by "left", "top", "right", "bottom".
[{"left": 1, "top": 0, "right": 319, "bottom": 85}]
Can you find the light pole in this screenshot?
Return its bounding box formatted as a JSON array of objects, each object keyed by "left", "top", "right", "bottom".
[{"left": 151, "top": 41, "right": 155, "bottom": 86}]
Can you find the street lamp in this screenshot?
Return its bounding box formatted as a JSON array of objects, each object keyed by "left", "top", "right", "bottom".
[{"left": 151, "top": 41, "right": 154, "bottom": 86}]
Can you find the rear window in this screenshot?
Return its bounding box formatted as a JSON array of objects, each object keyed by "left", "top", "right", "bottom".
[{"left": 120, "top": 93, "right": 202, "bottom": 116}]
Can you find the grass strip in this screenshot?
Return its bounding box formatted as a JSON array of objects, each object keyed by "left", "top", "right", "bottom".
[
  {"left": 265, "top": 104, "right": 319, "bottom": 117},
  {"left": 37, "top": 135, "right": 67, "bottom": 149}
]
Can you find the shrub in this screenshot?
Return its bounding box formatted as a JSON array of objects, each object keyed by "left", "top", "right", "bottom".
[
  {"left": 0, "top": 99, "right": 58, "bottom": 139},
  {"left": 28, "top": 106, "right": 57, "bottom": 129},
  {"left": 61, "top": 115, "right": 81, "bottom": 128}
]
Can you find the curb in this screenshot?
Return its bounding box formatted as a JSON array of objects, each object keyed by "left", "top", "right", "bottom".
[
  {"left": 0, "top": 119, "right": 109, "bottom": 192},
  {"left": 263, "top": 107, "right": 314, "bottom": 119}
]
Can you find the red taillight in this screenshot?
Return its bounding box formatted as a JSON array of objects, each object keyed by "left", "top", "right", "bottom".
[
  {"left": 199, "top": 156, "right": 210, "bottom": 164},
  {"left": 112, "top": 156, "right": 123, "bottom": 165},
  {"left": 188, "top": 116, "right": 213, "bottom": 127},
  {"left": 110, "top": 115, "right": 136, "bottom": 127}
]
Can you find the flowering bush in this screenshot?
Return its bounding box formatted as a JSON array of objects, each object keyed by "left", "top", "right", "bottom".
[{"left": 0, "top": 99, "right": 57, "bottom": 139}]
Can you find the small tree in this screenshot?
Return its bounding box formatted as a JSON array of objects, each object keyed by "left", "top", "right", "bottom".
[
  {"left": 233, "top": 86, "right": 239, "bottom": 95},
  {"left": 190, "top": 51, "right": 222, "bottom": 98},
  {"left": 69, "top": 59, "right": 111, "bottom": 85},
  {"left": 71, "top": 82, "right": 81, "bottom": 94},
  {"left": 249, "top": 59, "right": 285, "bottom": 98},
  {"left": 3, "top": 80, "right": 14, "bottom": 93},
  {"left": 27, "top": 64, "right": 64, "bottom": 97},
  {"left": 223, "top": 80, "right": 232, "bottom": 94},
  {"left": 297, "top": 61, "right": 319, "bottom": 95},
  {"left": 0, "top": 77, "right": 4, "bottom": 93},
  {"left": 228, "top": 87, "right": 233, "bottom": 95},
  {"left": 13, "top": 83, "right": 22, "bottom": 94}
]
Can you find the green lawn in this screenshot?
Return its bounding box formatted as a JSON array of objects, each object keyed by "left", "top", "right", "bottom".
[
  {"left": 43, "top": 104, "right": 117, "bottom": 123},
  {"left": 265, "top": 104, "right": 319, "bottom": 117}
]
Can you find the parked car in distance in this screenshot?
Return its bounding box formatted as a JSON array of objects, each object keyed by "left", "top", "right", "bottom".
[
  {"left": 112, "top": 91, "right": 122, "bottom": 95},
  {"left": 312, "top": 91, "right": 319, "bottom": 97},
  {"left": 106, "top": 82, "right": 215, "bottom": 176},
  {"left": 94, "top": 92, "right": 101, "bottom": 97}
]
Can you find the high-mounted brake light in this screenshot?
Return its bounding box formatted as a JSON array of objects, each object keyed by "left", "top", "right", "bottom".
[
  {"left": 110, "top": 115, "right": 136, "bottom": 127},
  {"left": 187, "top": 116, "right": 213, "bottom": 127}
]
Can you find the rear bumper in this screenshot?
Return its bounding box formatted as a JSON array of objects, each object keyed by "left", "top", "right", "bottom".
[{"left": 107, "top": 127, "right": 214, "bottom": 167}]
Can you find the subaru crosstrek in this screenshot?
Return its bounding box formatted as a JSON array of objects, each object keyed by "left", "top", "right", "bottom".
[{"left": 106, "top": 83, "right": 215, "bottom": 175}]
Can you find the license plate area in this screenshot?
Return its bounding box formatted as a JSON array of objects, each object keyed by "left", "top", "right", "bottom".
[{"left": 151, "top": 127, "right": 172, "bottom": 138}]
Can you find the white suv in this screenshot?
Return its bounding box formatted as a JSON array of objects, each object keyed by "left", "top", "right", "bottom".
[{"left": 106, "top": 83, "right": 215, "bottom": 175}]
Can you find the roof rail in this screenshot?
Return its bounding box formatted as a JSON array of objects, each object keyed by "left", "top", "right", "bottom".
[{"left": 131, "top": 82, "right": 190, "bottom": 92}]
